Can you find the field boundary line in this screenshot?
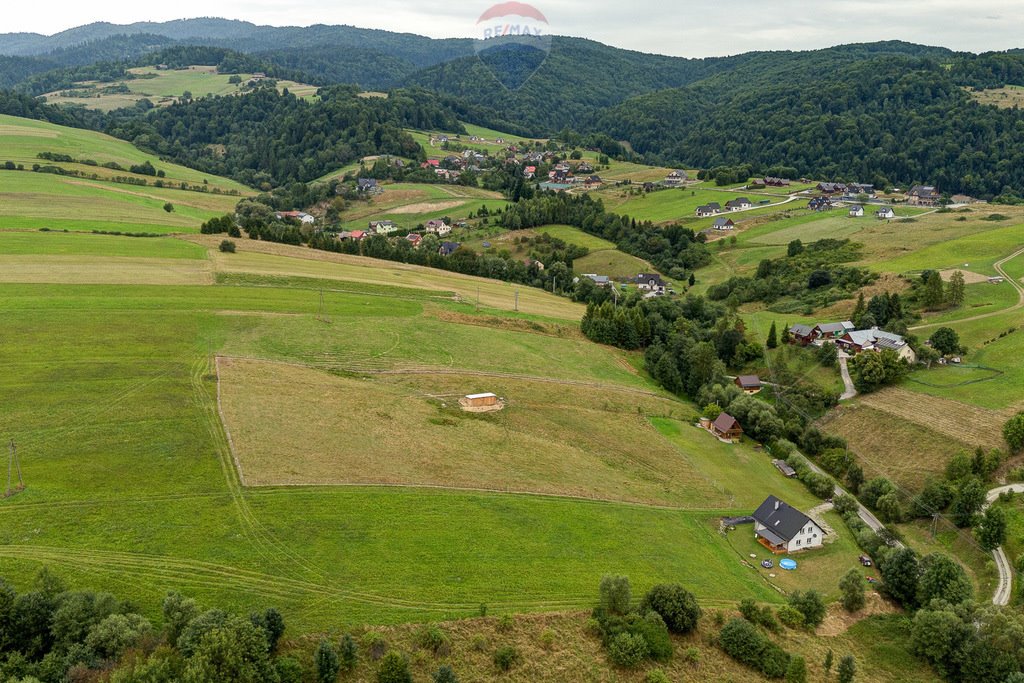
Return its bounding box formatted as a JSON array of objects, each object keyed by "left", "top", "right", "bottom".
[{"left": 215, "top": 355, "right": 247, "bottom": 487}]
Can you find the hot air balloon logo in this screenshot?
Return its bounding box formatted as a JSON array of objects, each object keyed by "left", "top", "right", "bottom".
[{"left": 473, "top": 2, "right": 553, "bottom": 89}]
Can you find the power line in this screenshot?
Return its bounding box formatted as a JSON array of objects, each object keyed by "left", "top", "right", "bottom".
[{"left": 6, "top": 439, "right": 24, "bottom": 498}]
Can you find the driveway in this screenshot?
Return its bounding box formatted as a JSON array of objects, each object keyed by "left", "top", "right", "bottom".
[
  {"left": 985, "top": 484, "right": 1024, "bottom": 606},
  {"left": 838, "top": 353, "right": 857, "bottom": 401}
]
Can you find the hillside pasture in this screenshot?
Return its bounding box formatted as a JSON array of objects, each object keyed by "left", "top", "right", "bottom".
[
  {"left": 0, "top": 114, "right": 249, "bottom": 193},
  {"left": 871, "top": 217, "right": 1024, "bottom": 276},
  {"left": 336, "top": 182, "right": 507, "bottom": 230},
  {"left": 217, "top": 357, "right": 723, "bottom": 506},
  {"left": 0, "top": 171, "right": 241, "bottom": 233},
  {"left": 0, "top": 255, "right": 213, "bottom": 285},
  {"left": 0, "top": 231, "right": 204, "bottom": 258},
  {"left": 193, "top": 234, "right": 585, "bottom": 320},
  {"left": 40, "top": 65, "right": 318, "bottom": 112}
]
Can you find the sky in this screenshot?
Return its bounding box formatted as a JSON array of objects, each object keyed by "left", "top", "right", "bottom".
[{"left": 4, "top": 0, "right": 1024, "bottom": 57}]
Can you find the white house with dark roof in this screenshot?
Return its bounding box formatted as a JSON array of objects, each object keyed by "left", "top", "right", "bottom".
[
  {"left": 876, "top": 207, "right": 895, "bottom": 220},
  {"left": 753, "top": 495, "right": 825, "bottom": 553},
  {"left": 636, "top": 273, "right": 666, "bottom": 293}
]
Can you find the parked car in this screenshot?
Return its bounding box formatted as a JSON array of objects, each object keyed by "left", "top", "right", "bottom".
[{"left": 859, "top": 555, "right": 873, "bottom": 567}]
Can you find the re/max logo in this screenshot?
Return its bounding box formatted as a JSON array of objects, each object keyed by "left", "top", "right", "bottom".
[{"left": 481, "top": 24, "right": 545, "bottom": 39}]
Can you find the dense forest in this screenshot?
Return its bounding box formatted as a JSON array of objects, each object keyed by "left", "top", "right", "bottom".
[
  {"left": 103, "top": 85, "right": 461, "bottom": 187},
  {"left": 595, "top": 55, "right": 1024, "bottom": 198}
]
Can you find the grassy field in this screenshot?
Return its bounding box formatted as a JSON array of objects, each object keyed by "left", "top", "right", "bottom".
[
  {"left": 968, "top": 84, "right": 1024, "bottom": 109},
  {"left": 41, "top": 65, "right": 318, "bottom": 111},
  {"left": 819, "top": 404, "right": 973, "bottom": 493},
  {"left": 871, "top": 216, "right": 1024, "bottom": 276},
  {"left": 574, "top": 248, "right": 657, "bottom": 280},
  {"left": 194, "top": 235, "right": 585, "bottom": 320},
  {"left": 5, "top": 229, "right": 850, "bottom": 631},
  {"left": 333, "top": 182, "right": 508, "bottom": 231},
  {"left": 0, "top": 114, "right": 249, "bottom": 194},
  {"left": 535, "top": 224, "right": 617, "bottom": 251}
]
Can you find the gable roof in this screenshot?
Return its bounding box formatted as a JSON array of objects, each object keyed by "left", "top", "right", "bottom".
[
  {"left": 712, "top": 412, "right": 741, "bottom": 434},
  {"left": 735, "top": 375, "right": 761, "bottom": 389},
  {"left": 753, "top": 495, "right": 818, "bottom": 542},
  {"left": 815, "top": 321, "right": 854, "bottom": 335},
  {"left": 713, "top": 217, "right": 735, "bottom": 228},
  {"left": 844, "top": 327, "right": 907, "bottom": 349},
  {"left": 789, "top": 323, "right": 815, "bottom": 337}
]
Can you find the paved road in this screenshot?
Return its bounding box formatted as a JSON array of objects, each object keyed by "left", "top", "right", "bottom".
[
  {"left": 838, "top": 355, "right": 857, "bottom": 401},
  {"left": 984, "top": 484, "right": 1024, "bottom": 606},
  {"left": 910, "top": 246, "right": 1024, "bottom": 332}
]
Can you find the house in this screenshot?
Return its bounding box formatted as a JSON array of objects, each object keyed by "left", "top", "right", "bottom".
[
  {"left": 846, "top": 183, "right": 876, "bottom": 198},
  {"left": 695, "top": 202, "right": 722, "bottom": 217},
  {"left": 275, "top": 211, "right": 316, "bottom": 225},
  {"left": 438, "top": 241, "right": 460, "bottom": 256},
  {"left": 762, "top": 176, "right": 790, "bottom": 187},
  {"left": 524, "top": 257, "right": 545, "bottom": 271},
  {"left": 523, "top": 165, "right": 537, "bottom": 179},
  {"left": 734, "top": 375, "right": 762, "bottom": 394},
  {"left": 875, "top": 207, "right": 895, "bottom": 220},
  {"left": 725, "top": 198, "right": 752, "bottom": 211},
  {"left": 788, "top": 323, "right": 817, "bottom": 346},
  {"left": 711, "top": 412, "right": 743, "bottom": 441},
  {"left": 817, "top": 182, "right": 847, "bottom": 195},
  {"left": 837, "top": 327, "right": 916, "bottom": 363},
  {"left": 849, "top": 205, "right": 865, "bottom": 218},
  {"left": 813, "top": 321, "right": 854, "bottom": 340},
  {"left": 420, "top": 159, "right": 440, "bottom": 169},
  {"left": 368, "top": 220, "right": 397, "bottom": 235},
  {"left": 584, "top": 175, "right": 603, "bottom": 188},
  {"left": 577, "top": 162, "right": 594, "bottom": 173},
  {"left": 425, "top": 220, "right": 451, "bottom": 237},
  {"left": 583, "top": 274, "right": 611, "bottom": 286},
  {"left": 808, "top": 197, "right": 833, "bottom": 211},
  {"left": 950, "top": 194, "right": 977, "bottom": 205},
  {"left": 908, "top": 185, "right": 941, "bottom": 207},
  {"left": 713, "top": 218, "right": 736, "bottom": 230},
  {"left": 347, "top": 230, "right": 367, "bottom": 241},
  {"left": 664, "top": 170, "right": 688, "bottom": 186},
  {"left": 405, "top": 233, "right": 422, "bottom": 247},
  {"left": 357, "top": 178, "right": 380, "bottom": 194},
  {"left": 753, "top": 495, "right": 825, "bottom": 553},
  {"left": 636, "top": 273, "right": 666, "bottom": 292}
]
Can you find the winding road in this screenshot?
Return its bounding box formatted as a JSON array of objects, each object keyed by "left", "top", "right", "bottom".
[
  {"left": 910, "top": 246, "right": 1024, "bottom": 332},
  {"left": 985, "top": 484, "right": 1024, "bottom": 606}
]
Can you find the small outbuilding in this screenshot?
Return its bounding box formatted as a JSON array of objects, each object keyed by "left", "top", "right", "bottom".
[
  {"left": 711, "top": 412, "right": 743, "bottom": 442},
  {"left": 734, "top": 375, "right": 762, "bottom": 394},
  {"left": 463, "top": 392, "right": 498, "bottom": 407}
]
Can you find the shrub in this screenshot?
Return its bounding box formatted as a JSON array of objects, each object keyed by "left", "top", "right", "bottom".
[
  {"left": 785, "top": 655, "right": 808, "bottom": 683},
  {"left": 496, "top": 613, "right": 514, "bottom": 632},
  {"left": 645, "top": 669, "right": 671, "bottom": 683},
  {"left": 539, "top": 628, "right": 555, "bottom": 650},
  {"left": 493, "top": 645, "right": 521, "bottom": 672},
  {"left": 362, "top": 631, "right": 388, "bottom": 661},
  {"left": 1005, "top": 412, "right": 1024, "bottom": 453},
  {"left": 640, "top": 584, "right": 701, "bottom": 634},
  {"left": 787, "top": 591, "right": 826, "bottom": 628},
  {"left": 163, "top": 202, "right": 174, "bottom": 213},
  {"left": 470, "top": 634, "right": 488, "bottom": 652},
  {"left": 840, "top": 569, "right": 866, "bottom": 612},
  {"left": 833, "top": 493, "right": 859, "bottom": 516},
  {"left": 739, "top": 598, "right": 779, "bottom": 631},
  {"left": 776, "top": 605, "right": 805, "bottom": 629},
  {"left": 432, "top": 664, "right": 458, "bottom": 683},
  {"left": 415, "top": 624, "right": 449, "bottom": 655},
  {"left": 219, "top": 240, "right": 236, "bottom": 253},
  {"left": 314, "top": 640, "right": 340, "bottom": 683},
  {"left": 599, "top": 575, "right": 632, "bottom": 615},
  {"left": 607, "top": 632, "right": 648, "bottom": 668},
  {"left": 339, "top": 634, "right": 358, "bottom": 671},
  {"left": 376, "top": 651, "right": 412, "bottom": 683},
  {"left": 719, "top": 618, "right": 790, "bottom": 679},
  {"left": 636, "top": 611, "right": 673, "bottom": 662}
]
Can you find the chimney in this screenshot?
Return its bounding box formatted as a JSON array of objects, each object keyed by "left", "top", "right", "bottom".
[{"left": 774, "top": 500, "right": 780, "bottom": 510}]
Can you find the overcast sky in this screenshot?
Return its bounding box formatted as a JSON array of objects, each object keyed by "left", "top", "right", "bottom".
[{"left": 5, "top": 0, "right": 1024, "bottom": 57}]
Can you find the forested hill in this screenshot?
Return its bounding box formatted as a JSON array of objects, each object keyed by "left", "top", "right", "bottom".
[{"left": 592, "top": 53, "right": 1024, "bottom": 198}]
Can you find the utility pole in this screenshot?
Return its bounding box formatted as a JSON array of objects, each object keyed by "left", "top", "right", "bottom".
[
  {"left": 6, "top": 440, "right": 23, "bottom": 498},
  {"left": 930, "top": 513, "right": 939, "bottom": 540},
  {"left": 514, "top": 289, "right": 519, "bottom": 312}
]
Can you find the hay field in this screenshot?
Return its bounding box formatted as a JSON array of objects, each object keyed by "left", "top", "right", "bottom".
[
  {"left": 217, "top": 357, "right": 722, "bottom": 506},
  {"left": 194, "top": 234, "right": 585, "bottom": 320},
  {"left": 0, "top": 255, "right": 213, "bottom": 285}
]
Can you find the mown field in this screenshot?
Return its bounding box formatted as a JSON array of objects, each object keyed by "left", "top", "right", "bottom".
[
  {"left": 335, "top": 182, "right": 508, "bottom": 231},
  {"left": 41, "top": 65, "right": 319, "bottom": 111},
  {"left": 1, "top": 229, "right": 847, "bottom": 634}
]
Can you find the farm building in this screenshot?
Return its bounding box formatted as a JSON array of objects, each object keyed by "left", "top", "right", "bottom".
[
  {"left": 907, "top": 185, "right": 941, "bottom": 206},
  {"left": 438, "top": 241, "right": 461, "bottom": 257},
  {"left": 275, "top": 211, "right": 316, "bottom": 224},
  {"left": 837, "top": 327, "right": 916, "bottom": 363},
  {"left": 734, "top": 375, "right": 762, "bottom": 394},
  {"left": 813, "top": 321, "right": 854, "bottom": 340},
  {"left": 664, "top": 170, "right": 687, "bottom": 186},
  {"left": 368, "top": 220, "right": 397, "bottom": 235},
  {"left": 711, "top": 412, "right": 743, "bottom": 442},
  {"left": 425, "top": 220, "right": 452, "bottom": 236},
  {"left": 753, "top": 495, "right": 825, "bottom": 553},
  {"left": 788, "top": 323, "right": 816, "bottom": 346}
]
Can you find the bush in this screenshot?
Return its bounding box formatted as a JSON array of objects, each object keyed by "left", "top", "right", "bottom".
[
  {"left": 739, "top": 598, "right": 779, "bottom": 631},
  {"left": 470, "top": 634, "right": 488, "bottom": 652},
  {"left": 645, "top": 669, "right": 671, "bottom": 683},
  {"left": 599, "top": 575, "right": 632, "bottom": 615},
  {"left": 432, "top": 665, "right": 458, "bottom": 683},
  {"left": 376, "top": 651, "right": 412, "bottom": 683},
  {"left": 362, "top": 631, "right": 388, "bottom": 661},
  {"left": 415, "top": 624, "right": 449, "bottom": 655},
  {"left": 787, "top": 591, "right": 826, "bottom": 628},
  {"left": 640, "top": 584, "right": 701, "bottom": 634},
  {"left": 785, "top": 655, "right": 808, "bottom": 683},
  {"left": 314, "top": 640, "right": 340, "bottom": 683},
  {"left": 539, "top": 628, "right": 555, "bottom": 650},
  {"left": 496, "top": 613, "right": 514, "bottom": 632},
  {"left": 776, "top": 605, "right": 805, "bottom": 629},
  {"left": 1005, "top": 412, "right": 1024, "bottom": 453},
  {"left": 607, "top": 632, "right": 648, "bottom": 668},
  {"left": 339, "top": 634, "right": 358, "bottom": 671},
  {"left": 636, "top": 611, "right": 673, "bottom": 662},
  {"left": 163, "top": 202, "right": 174, "bottom": 213},
  {"left": 719, "top": 618, "right": 790, "bottom": 679},
  {"left": 840, "top": 569, "right": 866, "bottom": 612},
  {"left": 219, "top": 240, "right": 236, "bottom": 253},
  {"left": 493, "top": 645, "right": 521, "bottom": 672},
  {"left": 833, "top": 493, "right": 859, "bottom": 516}
]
